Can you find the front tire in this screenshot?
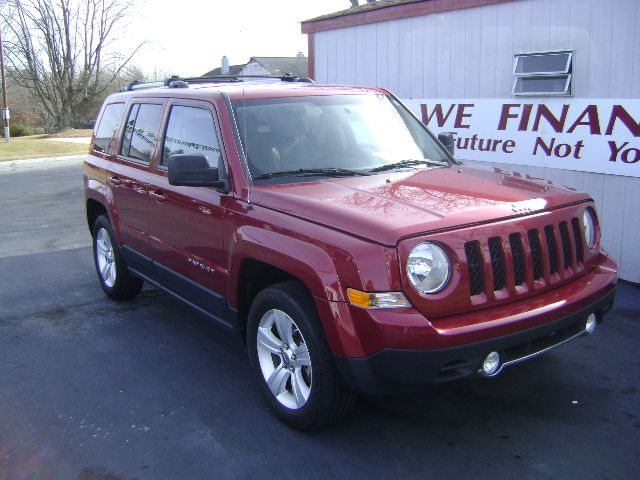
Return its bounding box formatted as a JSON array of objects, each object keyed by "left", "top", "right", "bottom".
[
  {"left": 92, "top": 215, "right": 143, "bottom": 300},
  {"left": 247, "top": 281, "right": 356, "bottom": 429}
]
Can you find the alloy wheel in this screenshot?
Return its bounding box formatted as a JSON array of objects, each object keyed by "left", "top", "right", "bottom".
[
  {"left": 256, "top": 308, "right": 312, "bottom": 409},
  {"left": 95, "top": 228, "right": 116, "bottom": 288}
]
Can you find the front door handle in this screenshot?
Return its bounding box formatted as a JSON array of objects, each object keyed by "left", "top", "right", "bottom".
[
  {"left": 108, "top": 176, "right": 122, "bottom": 186},
  {"left": 197, "top": 205, "right": 213, "bottom": 215},
  {"left": 149, "top": 190, "right": 167, "bottom": 202}
]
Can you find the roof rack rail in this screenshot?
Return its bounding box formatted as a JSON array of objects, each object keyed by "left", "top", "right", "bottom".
[
  {"left": 182, "top": 74, "right": 315, "bottom": 84},
  {"left": 120, "top": 74, "right": 314, "bottom": 92},
  {"left": 121, "top": 76, "right": 189, "bottom": 92}
]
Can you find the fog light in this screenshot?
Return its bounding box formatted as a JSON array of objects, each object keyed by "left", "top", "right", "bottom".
[
  {"left": 482, "top": 351, "right": 501, "bottom": 376},
  {"left": 585, "top": 313, "right": 597, "bottom": 334}
]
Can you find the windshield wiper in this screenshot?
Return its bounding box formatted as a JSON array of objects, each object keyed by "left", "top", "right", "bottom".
[
  {"left": 369, "top": 159, "right": 448, "bottom": 173},
  {"left": 253, "top": 168, "right": 369, "bottom": 180}
]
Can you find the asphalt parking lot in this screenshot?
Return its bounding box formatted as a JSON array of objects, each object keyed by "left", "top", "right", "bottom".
[{"left": 1, "top": 160, "right": 638, "bottom": 480}]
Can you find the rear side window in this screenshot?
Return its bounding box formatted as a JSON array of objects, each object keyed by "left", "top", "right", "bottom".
[
  {"left": 121, "top": 103, "right": 163, "bottom": 163},
  {"left": 94, "top": 103, "right": 125, "bottom": 154},
  {"left": 162, "top": 105, "right": 221, "bottom": 167}
]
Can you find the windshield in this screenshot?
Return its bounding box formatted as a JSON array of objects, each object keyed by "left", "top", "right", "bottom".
[{"left": 232, "top": 94, "right": 451, "bottom": 184}]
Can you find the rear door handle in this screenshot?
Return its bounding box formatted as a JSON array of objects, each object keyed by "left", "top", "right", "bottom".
[
  {"left": 132, "top": 184, "right": 146, "bottom": 195},
  {"left": 149, "top": 190, "right": 166, "bottom": 202}
]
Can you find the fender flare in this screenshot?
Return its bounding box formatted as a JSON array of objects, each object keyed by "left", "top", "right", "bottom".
[
  {"left": 227, "top": 225, "right": 367, "bottom": 355},
  {"left": 85, "top": 176, "right": 121, "bottom": 241},
  {"left": 227, "top": 225, "right": 345, "bottom": 304}
]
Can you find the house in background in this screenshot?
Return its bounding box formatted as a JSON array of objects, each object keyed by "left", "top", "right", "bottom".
[
  {"left": 202, "top": 54, "right": 308, "bottom": 78},
  {"left": 241, "top": 55, "right": 309, "bottom": 78},
  {"left": 302, "top": 0, "right": 640, "bottom": 284},
  {"left": 201, "top": 56, "right": 244, "bottom": 77}
]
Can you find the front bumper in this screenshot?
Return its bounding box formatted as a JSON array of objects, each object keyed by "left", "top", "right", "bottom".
[{"left": 333, "top": 284, "right": 616, "bottom": 395}]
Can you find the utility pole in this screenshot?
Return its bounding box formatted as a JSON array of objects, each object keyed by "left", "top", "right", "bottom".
[{"left": 0, "top": 26, "right": 10, "bottom": 143}]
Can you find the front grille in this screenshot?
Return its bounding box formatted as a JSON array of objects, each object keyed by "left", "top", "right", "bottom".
[{"left": 464, "top": 216, "right": 583, "bottom": 297}]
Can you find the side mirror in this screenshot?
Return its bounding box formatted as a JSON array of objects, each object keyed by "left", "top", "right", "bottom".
[
  {"left": 438, "top": 132, "right": 455, "bottom": 158},
  {"left": 168, "top": 154, "right": 227, "bottom": 191}
]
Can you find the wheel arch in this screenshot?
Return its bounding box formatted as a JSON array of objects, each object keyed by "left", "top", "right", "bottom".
[
  {"left": 229, "top": 228, "right": 347, "bottom": 352},
  {"left": 235, "top": 259, "right": 302, "bottom": 338},
  {"left": 86, "top": 198, "right": 108, "bottom": 233},
  {"left": 85, "top": 191, "right": 121, "bottom": 243}
]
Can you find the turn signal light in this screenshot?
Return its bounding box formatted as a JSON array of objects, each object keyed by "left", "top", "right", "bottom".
[{"left": 346, "top": 288, "right": 411, "bottom": 309}]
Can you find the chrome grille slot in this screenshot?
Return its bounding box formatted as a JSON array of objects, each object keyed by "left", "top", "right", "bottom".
[
  {"left": 528, "top": 229, "right": 544, "bottom": 280},
  {"left": 488, "top": 237, "right": 506, "bottom": 291},
  {"left": 464, "top": 241, "right": 484, "bottom": 296},
  {"left": 559, "top": 221, "right": 572, "bottom": 269},
  {"left": 544, "top": 225, "right": 559, "bottom": 275},
  {"left": 509, "top": 233, "right": 526, "bottom": 286},
  {"left": 572, "top": 217, "right": 584, "bottom": 263}
]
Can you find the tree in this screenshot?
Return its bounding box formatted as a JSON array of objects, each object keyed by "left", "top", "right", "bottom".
[{"left": 1, "top": 0, "right": 142, "bottom": 130}]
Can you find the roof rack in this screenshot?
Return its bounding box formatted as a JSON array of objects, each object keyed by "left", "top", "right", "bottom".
[
  {"left": 121, "top": 73, "right": 314, "bottom": 92},
  {"left": 120, "top": 76, "right": 188, "bottom": 92},
  {"left": 183, "top": 74, "right": 315, "bottom": 84}
]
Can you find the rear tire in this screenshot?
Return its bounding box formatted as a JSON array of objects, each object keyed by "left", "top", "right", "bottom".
[
  {"left": 92, "top": 215, "right": 143, "bottom": 300},
  {"left": 247, "top": 281, "right": 356, "bottom": 429}
]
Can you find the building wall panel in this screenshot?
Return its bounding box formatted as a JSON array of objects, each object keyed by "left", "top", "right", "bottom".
[
  {"left": 549, "top": 0, "right": 571, "bottom": 48},
  {"left": 354, "top": 25, "right": 366, "bottom": 85},
  {"left": 569, "top": 0, "right": 591, "bottom": 97},
  {"left": 422, "top": 14, "right": 438, "bottom": 97},
  {"left": 530, "top": 0, "right": 551, "bottom": 51},
  {"left": 479, "top": 6, "right": 498, "bottom": 97},
  {"left": 609, "top": 0, "right": 635, "bottom": 97},
  {"left": 410, "top": 16, "right": 426, "bottom": 98},
  {"left": 435, "top": 12, "right": 452, "bottom": 97},
  {"left": 345, "top": 27, "right": 357, "bottom": 85},
  {"left": 464, "top": 7, "right": 482, "bottom": 97},
  {"left": 586, "top": 0, "right": 613, "bottom": 97},
  {"left": 494, "top": 2, "right": 514, "bottom": 96},
  {"left": 449, "top": 11, "right": 467, "bottom": 95},
  {"left": 633, "top": 5, "right": 640, "bottom": 98}
]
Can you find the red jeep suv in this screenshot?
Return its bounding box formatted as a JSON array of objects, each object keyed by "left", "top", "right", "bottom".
[{"left": 84, "top": 75, "right": 617, "bottom": 429}]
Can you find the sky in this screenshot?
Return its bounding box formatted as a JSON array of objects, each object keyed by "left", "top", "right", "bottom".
[{"left": 117, "top": 0, "right": 350, "bottom": 78}]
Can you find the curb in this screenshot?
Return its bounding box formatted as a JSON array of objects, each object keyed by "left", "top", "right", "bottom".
[{"left": 0, "top": 154, "right": 85, "bottom": 173}]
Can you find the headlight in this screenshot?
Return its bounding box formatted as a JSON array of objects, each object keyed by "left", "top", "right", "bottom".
[
  {"left": 406, "top": 242, "right": 451, "bottom": 293},
  {"left": 583, "top": 208, "right": 597, "bottom": 249}
]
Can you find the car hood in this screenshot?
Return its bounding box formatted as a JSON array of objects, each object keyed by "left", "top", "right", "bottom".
[{"left": 249, "top": 166, "right": 589, "bottom": 246}]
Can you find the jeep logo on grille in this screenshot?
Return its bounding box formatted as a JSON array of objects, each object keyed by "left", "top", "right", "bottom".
[{"left": 511, "top": 204, "right": 532, "bottom": 214}]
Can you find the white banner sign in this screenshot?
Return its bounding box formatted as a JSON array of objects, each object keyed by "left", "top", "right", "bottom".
[{"left": 404, "top": 99, "right": 640, "bottom": 178}]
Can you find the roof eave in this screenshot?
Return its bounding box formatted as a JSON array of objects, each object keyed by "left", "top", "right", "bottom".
[{"left": 301, "top": 0, "right": 513, "bottom": 34}]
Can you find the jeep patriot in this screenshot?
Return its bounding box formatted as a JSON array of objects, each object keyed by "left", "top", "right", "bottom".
[{"left": 84, "top": 75, "right": 618, "bottom": 429}]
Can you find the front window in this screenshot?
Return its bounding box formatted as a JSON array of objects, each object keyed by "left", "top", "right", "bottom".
[
  {"left": 162, "top": 105, "right": 221, "bottom": 167},
  {"left": 232, "top": 94, "right": 451, "bottom": 184}
]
